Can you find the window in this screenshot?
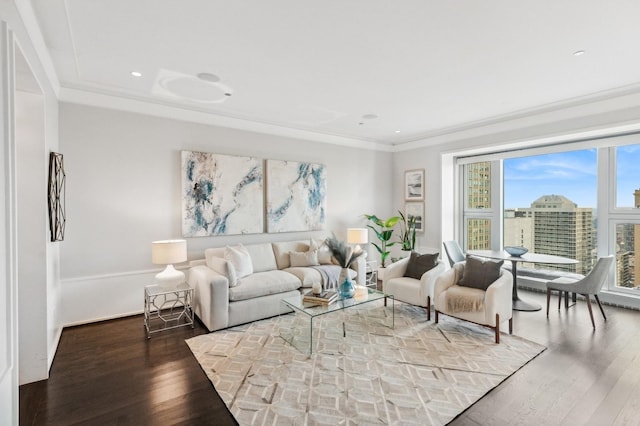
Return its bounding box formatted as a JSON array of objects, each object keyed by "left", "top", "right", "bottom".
[{"left": 457, "top": 138, "right": 640, "bottom": 299}]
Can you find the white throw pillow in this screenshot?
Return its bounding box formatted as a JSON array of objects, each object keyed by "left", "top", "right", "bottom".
[
  {"left": 289, "top": 249, "right": 320, "bottom": 267},
  {"left": 224, "top": 244, "right": 253, "bottom": 280},
  {"left": 310, "top": 238, "right": 333, "bottom": 265}
]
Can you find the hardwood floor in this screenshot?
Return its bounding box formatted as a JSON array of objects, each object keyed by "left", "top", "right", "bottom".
[{"left": 20, "top": 290, "right": 640, "bottom": 425}]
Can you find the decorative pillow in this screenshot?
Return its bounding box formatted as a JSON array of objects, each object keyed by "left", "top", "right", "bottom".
[
  {"left": 458, "top": 255, "right": 504, "bottom": 291},
  {"left": 289, "top": 249, "right": 320, "bottom": 267},
  {"left": 310, "top": 238, "right": 333, "bottom": 265},
  {"left": 224, "top": 244, "right": 253, "bottom": 280},
  {"left": 206, "top": 256, "right": 238, "bottom": 287},
  {"left": 403, "top": 251, "right": 439, "bottom": 279}
]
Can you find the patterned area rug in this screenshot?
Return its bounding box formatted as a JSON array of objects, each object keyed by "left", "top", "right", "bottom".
[{"left": 186, "top": 302, "right": 545, "bottom": 425}]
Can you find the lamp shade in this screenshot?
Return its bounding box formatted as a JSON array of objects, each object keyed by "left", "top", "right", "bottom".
[
  {"left": 347, "top": 228, "right": 368, "bottom": 245},
  {"left": 151, "top": 239, "right": 187, "bottom": 265}
]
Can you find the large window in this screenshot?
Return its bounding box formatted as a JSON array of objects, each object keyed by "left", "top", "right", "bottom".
[
  {"left": 504, "top": 150, "right": 597, "bottom": 275},
  {"left": 459, "top": 140, "right": 640, "bottom": 295}
]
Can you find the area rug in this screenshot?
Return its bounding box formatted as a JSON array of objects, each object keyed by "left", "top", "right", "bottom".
[{"left": 186, "top": 302, "right": 545, "bottom": 425}]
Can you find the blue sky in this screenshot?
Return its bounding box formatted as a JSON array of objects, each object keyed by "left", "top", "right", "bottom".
[
  {"left": 504, "top": 146, "right": 640, "bottom": 209},
  {"left": 504, "top": 149, "right": 598, "bottom": 208}
]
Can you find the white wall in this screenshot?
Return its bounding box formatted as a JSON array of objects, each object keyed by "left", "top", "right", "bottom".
[
  {"left": 1, "top": 0, "right": 61, "bottom": 421},
  {"left": 59, "top": 103, "right": 393, "bottom": 325}
]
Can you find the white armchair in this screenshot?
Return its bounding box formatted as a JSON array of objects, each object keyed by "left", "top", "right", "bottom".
[
  {"left": 382, "top": 253, "right": 446, "bottom": 320},
  {"left": 434, "top": 260, "right": 513, "bottom": 343}
]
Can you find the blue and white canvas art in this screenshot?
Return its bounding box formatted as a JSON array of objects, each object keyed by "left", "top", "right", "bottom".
[
  {"left": 266, "top": 160, "right": 326, "bottom": 233},
  {"left": 182, "top": 151, "right": 263, "bottom": 236}
]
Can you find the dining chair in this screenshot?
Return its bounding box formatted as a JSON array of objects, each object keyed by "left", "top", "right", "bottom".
[
  {"left": 545, "top": 255, "right": 614, "bottom": 329},
  {"left": 443, "top": 240, "right": 465, "bottom": 267}
]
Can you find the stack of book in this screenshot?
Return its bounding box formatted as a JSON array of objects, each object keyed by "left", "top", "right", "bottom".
[{"left": 303, "top": 289, "right": 338, "bottom": 305}]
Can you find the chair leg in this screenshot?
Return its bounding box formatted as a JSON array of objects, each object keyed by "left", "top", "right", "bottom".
[
  {"left": 435, "top": 310, "right": 439, "bottom": 324},
  {"left": 509, "top": 317, "right": 513, "bottom": 335},
  {"left": 585, "top": 294, "right": 595, "bottom": 329},
  {"left": 558, "top": 291, "right": 562, "bottom": 310},
  {"left": 426, "top": 296, "right": 431, "bottom": 321},
  {"left": 495, "top": 313, "right": 500, "bottom": 344},
  {"left": 594, "top": 294, "right": 607, "bottom": 321},
  {"left": 546, "top": 289, "right": 551, "bottom": 317}
]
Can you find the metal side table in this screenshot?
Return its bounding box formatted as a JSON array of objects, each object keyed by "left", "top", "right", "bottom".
[{"left": 144, "top": 283, "right": 194, "bottom": 338}]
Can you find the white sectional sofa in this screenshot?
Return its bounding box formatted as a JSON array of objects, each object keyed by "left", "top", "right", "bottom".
[{"left": 188, "top": 239, "right": 363, "bottom": 331}]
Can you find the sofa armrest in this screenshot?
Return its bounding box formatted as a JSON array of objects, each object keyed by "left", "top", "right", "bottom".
[
  {"left": 384, "top": 257, "right": 409, "bottom": 282},
  {"left": 484, "top": 270, "right": 513, "bottom": 324},
  {"left": 434, "top": 263, "right": 463, "bottom": 300},
  {"left": 351, "top": 256, "right": 367, "bottom": 286},
  {"left": 420, "top": 260, "right": 447, "bottom": 301},
  {"left": 188, "top": 265, "right": 230, "bottom": 332}
]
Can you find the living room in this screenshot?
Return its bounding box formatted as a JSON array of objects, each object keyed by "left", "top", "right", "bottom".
[{"left": 4, "top": 1, "right": 640, "bottom": 425}]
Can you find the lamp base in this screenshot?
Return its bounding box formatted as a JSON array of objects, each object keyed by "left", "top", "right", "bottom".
[{"left": 155, "top": 264, "right": 185, "bottom": 289}]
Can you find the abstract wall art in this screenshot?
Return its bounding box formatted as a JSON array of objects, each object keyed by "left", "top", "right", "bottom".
[
  {"left": 182, "top": 151, "right": 263, "bottom": 237},
  {"left": 48, "top": 152, "right": 66, "bottom": 242},
  {"left": 266, "top": 160, "right": 326, "bottom": 233}
]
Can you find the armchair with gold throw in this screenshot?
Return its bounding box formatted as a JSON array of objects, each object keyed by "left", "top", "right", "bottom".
[{"left": 433, "top": 255, "right": 513, "bottom": 343}]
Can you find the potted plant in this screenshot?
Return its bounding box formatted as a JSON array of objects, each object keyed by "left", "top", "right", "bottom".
[
  {"left": 364, "top": 214, "right": 400, "bottom": 269},
  {"left": 397, "top": 210, "right": 417, "bottom": 252}
]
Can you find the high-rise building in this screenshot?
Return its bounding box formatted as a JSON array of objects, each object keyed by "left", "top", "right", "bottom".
[
  {"left": 465, "top": 162, "right": 492, "bottom": 250},
  {"left": 507, "top": 195, "right": 594, "bottom": 274}
]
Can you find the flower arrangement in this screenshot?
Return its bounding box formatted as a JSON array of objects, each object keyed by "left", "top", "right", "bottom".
[{"left": 324, "top": 237, "right": 366, "bottom": 268}]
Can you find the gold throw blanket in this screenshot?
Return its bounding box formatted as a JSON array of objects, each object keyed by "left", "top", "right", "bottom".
[{"left": 445, "top": 285, "right": 485, "bottom": 313}]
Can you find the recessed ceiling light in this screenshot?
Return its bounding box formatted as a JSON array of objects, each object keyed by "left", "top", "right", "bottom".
[
  {"left": 573, "top": 50, "right": 585, "bottom": 56},
  {"left": 130, "top": 71, "right": 142, "bottom": 77},
  {"left": 197, "top": 72, "right": 221, "bottom": 83},
  {"left": 395, "top": 130, "right": 401, "bottom": 133},
  {"left": 362, "top": 113, "right": 378, "bottom": 120}
]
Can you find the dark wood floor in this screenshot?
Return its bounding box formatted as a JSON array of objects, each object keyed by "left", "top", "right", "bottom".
[{"left": 20, "top": 290, "right": 640, "bottom": 425}]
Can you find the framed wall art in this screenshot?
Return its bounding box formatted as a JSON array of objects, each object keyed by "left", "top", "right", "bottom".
[
  {"left": 405, "top": 202, "right": 424, "bottom": 232},
  {"left": 181, "top": 150, "right": 263, "bottom": 237},
  {"left": 266, "top": 159, "right": 326, "bottom": 233},
  {"left": 48, "top": 152, "right": 66, "bottom": 242},
  {"left": 404, "top": 169, "right": 424, "bottom": 201}
]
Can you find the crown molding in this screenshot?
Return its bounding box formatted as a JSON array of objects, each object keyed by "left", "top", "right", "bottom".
[
  {"left": 58, "top": 87, "right": 395, "bottom": 152},
  {"left": 394, "top": 82, "right": 640, "bottom": 152}
]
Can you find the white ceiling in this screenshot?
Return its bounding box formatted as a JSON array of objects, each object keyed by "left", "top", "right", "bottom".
[{"left": 28, "top": 0, "right": 640, "bottom": 146}]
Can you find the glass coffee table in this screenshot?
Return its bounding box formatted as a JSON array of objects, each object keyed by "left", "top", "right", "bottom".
[{"left": 279, "top": 287, "right": 394, "bottom": 354}]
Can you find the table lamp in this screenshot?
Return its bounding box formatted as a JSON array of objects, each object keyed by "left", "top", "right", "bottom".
[
  {"left": 152, "top": 239, "right": 187, "bottom": 288},
  {"left": 347, "top": 228, "right": 368, "bottom": 255}
]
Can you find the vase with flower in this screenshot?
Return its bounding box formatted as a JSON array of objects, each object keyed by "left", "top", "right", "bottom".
[{"left": 325, "top": 237, "right": 366, "bottom": 299}]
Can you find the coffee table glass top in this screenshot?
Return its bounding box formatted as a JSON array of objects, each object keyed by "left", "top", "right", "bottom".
[
  {"left": 280, "top": 287, "right": 394, "bottom": 354},
  {"left": 281, "top": 287, "right": 390, "bottom": 317}
]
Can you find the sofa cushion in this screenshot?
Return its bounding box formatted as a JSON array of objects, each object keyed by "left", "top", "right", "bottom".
[
  {"left": 272, "top": 240, "right": 310, "bottom": 269},
  {"left": 228, "top": 270, "right": 302, "bottom": 301},
  {"left": 403, "top": 251, "right": 439, "bottom": 279},
  {"left": 284, "top": 264, "right": 353, "bottom": 288},
  {"left": 458, "top": 255, "right": 504, "bottom": 291},
  {"left": 245, "top": 243, "right": 278, "bottom": 272},
  {"left": 224, "top": 244, "right": 253, "bottom": 279},
  {"left": 290, "top": 249, "right": 320, "bottom": 267}
]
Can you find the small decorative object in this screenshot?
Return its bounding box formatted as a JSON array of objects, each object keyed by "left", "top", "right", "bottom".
[
  {"left": 47, "top": 152, "right": 66, "bottom": 242},
  {"left": 504, "top": 246, "right": 528, "bottom": 257},
  {"left": 311, "top": 281, "right": 322, "bottom": 295},
  {"left": 325, "top": 237, "right": 366, "bottom": 299},
  {"left": 363, "top": 214, "right": 400, "bottom": 267},
  {"left": 152, "top": 239, "right": 188, "bottom": 289},
  {"left": 404, "top": 169, "right": 424, "bottom": 201},
  {"left": 338, "top": 268, "right": 355, "bottom": 299}
]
